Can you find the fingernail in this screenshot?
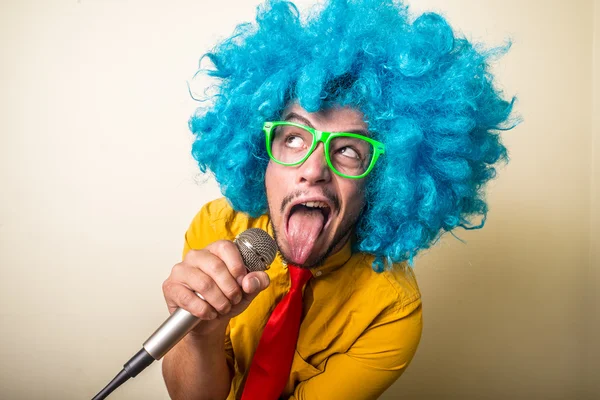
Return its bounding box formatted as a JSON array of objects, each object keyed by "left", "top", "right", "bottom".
[
  {"left": 250, "top": 277, "right": 260, "bottom": 292},
  {"left": 233, "top": 292, "right": 242, "bottom": 305}
]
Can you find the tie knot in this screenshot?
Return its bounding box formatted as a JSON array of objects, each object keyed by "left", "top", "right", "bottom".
[{"left": 288, "top": 264, "right": 313, "bottom": 290}]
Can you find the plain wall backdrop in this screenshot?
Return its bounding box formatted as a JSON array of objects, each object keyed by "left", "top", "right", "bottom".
[{"left": 0, "top": 0, "right": 598, "bottom": 399}]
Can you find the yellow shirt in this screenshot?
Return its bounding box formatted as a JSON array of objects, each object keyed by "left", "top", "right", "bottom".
[{"left": 183, "top": 198, "right": 423, "bottom": 400}]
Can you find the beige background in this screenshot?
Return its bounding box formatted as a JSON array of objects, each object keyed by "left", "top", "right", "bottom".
[{"left": 0, "top": 0, "right": 597, "bottom": 399}]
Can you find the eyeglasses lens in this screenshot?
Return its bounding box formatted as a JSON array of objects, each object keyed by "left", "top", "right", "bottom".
[{"left": 270, "top": 125, "right": 373, "bottom": 177}]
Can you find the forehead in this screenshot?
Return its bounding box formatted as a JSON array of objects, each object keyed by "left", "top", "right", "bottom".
[{"left": 282, "top": 103, "right": 367, "bottom": 132}]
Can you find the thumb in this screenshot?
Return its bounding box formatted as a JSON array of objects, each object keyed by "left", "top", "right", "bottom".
[{"left": 238, "top": 271, "right": 270, "bottom": 306}]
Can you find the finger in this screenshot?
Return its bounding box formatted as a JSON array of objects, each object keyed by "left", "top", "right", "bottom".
[
  {"left": 233, "top": 271, "right": 270, "bottom": 311},
  {"left": 199, "top": 241, "right": 244, "bottom": 305},
  {"left": 242, "top": 271, "right": 270, "bottom": 295},
  {"left": 162, "top": 282, "right": 179, "bottom": 314},
  {"left": 162, "top": 280, "right": 218, "bottom": 320},
  {"left": 207, "top": 240, "right": 247, "bottom": 287},
  {"left": 181, "top": 267, "right": 234, "bottom": 316},
  {"left": 166, "top": 260, "right": 231, "bottom": 316}
]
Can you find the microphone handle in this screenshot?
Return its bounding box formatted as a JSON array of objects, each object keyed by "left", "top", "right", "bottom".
[{"left": 143, "top": 307, "right": 201, "bottom": 360}]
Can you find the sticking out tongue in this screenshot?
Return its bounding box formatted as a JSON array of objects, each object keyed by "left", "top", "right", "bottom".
[{"left": 286, "top": 206, "right": 325, "bottom": 265}]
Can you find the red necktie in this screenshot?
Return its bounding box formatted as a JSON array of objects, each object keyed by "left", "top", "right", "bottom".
[{"left": 241, "top": 264, "right": 313, "bottom": 400}]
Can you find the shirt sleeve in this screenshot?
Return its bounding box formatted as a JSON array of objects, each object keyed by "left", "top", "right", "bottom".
[
  {"left": 182, "top": 198, "right": 237, "bottom": 258},
  {"left": 182, "top": 203, "right": 218, "bottom": 259},
  {"left": 288, "top": 298, "right": 423, "bottom": 400}
]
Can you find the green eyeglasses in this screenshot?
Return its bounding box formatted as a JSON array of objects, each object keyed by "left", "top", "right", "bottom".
[{"left": 263, "top": 121, "right": 385, "bottom": 179}]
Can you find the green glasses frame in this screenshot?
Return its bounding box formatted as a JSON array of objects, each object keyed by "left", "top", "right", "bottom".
[{"left": 263, "top": 121, "right": 385, "bottom": 179}]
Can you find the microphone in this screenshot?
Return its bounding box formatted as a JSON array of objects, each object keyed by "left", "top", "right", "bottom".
[{"left": 91, "top": 228, "right": 278, "bottom": 400}]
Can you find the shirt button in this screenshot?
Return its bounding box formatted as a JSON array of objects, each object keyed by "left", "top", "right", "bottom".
[{"left": 315, "top": 271, "right": 323, "bottom": 277}]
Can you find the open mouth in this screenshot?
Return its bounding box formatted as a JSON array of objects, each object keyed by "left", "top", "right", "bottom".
[
  {"left": 283, "top": 199, "right": 333, "bottom": 265},
  {"left": 287, "top": 201, "right": 332, "bottom": 231}
]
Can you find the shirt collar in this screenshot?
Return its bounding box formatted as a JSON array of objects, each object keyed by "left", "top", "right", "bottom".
[{"left": 308, "top": 239, "right": 353, "bottom": 278}]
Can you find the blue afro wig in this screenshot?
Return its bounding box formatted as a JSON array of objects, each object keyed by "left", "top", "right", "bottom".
[{"left": 189, "top": 0, "right": 516, "bottom": 270}]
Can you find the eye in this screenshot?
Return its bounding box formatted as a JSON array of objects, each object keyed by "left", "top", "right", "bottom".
[
  {"left": 337, "top": 146, "right": 361, "bottom": 159},
  {"left": 285, "top": 135, "right": 305, "bottom": 148}
]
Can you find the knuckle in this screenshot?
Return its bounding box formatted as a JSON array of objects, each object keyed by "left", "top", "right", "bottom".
[
  {"left": 215, "top": 300, "right": 232, "bottom": 314},
  {"left": 214, "top": 240, "right": 231, "bottom": 253},
  {"left": 214, "top": 240, "right": 239, "bottom": 260},
  {"left": 178, "top": 290, "right": 196, "bottom": 309},
  {"left": 204, "top": 259, "right": 222, "bottom": 275},
  {"left": 194, "top": 276, "right": 213, "bottom": 294},
  {"left": 195, "top": 304, "right": 216, "bottom": 320},
  {"left": 171, "top": 262, "right": 186, "bottom": 276},
  {"left": 230, "top": 259, "right": 246, "bottom": 274},
  {"left": 163, "top": 282, "right": 182, "bottom": 304},
  {"left": 161, "top": 279, "right": 171, "bottom": 295},
  {"left": 178, "top": 291, "right": 192, "bottom": 307},
  {"left": 225, "top": 286, "right": 241, "bottom": 299},
  {"left": 183, "top": 249, "right": 201, "bottom": 261}
]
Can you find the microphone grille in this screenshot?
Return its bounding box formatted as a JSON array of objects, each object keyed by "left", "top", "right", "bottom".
[{"left": 234, "top": 228, "right": 278, "bottom": 272}]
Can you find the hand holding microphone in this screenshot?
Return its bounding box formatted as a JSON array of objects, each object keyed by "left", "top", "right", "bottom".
[
  {"left": 92, "top": 228, "right": 277, "bottom": 400},
  {"left": 161, "top": 236, "right": 272, "bottom": 337}
]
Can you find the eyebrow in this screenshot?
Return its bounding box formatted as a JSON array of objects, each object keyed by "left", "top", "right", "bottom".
[
  {"left": 283, "top": 112, "right": 314, "bottom": 128},
  {"left": 283, "top": 111, "right": 370, "bottom": 137}
]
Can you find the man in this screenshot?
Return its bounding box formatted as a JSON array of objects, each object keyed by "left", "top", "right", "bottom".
[{"left": 161, "top": 0, "right": 514, "bottom": 399}]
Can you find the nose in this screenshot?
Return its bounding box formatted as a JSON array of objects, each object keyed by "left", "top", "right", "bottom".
[{"left": 296, "top": 143, "right": 332, "bottom": 185}]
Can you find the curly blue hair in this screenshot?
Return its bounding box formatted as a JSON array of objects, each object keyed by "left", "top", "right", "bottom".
[{"left": 189, "top": 0, "right": 516, "bottom": 271}]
